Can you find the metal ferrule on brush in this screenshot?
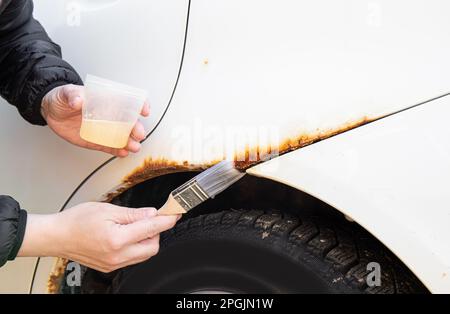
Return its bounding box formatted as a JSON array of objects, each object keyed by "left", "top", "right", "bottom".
[
  {"left": 158, "top": 161, "right": 245, "bottom": 215},
  {"left": 171, "top": 179, "right": 210, "bottom": 212}
]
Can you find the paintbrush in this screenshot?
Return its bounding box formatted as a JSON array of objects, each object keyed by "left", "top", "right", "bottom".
[{"left": 158, "top": 161, "right": 245, "bottom": 215}]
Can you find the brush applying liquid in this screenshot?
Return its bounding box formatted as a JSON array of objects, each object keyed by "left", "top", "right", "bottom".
[{"left": 158, "top": 161, "right": 245, "bottom": 215}]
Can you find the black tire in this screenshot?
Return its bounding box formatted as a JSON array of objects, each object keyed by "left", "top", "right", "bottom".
[{"left": 94, "top": 209, "right": 427, "bottom": 294}]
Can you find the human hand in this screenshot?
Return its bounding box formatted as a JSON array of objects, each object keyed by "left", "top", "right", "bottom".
[
  {"left": 18, "top": 203, "right": 180, "bottom": 273},
  {"left": 41, "top": 84, "right": 150, "bottom": 157}
]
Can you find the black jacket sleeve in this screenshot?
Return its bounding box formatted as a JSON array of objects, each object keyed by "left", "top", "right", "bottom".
[
  {"left": 0, "top": 196, "right": 27, "bottom": 267},
  {"left": 0, "top": 0, "right": 83, "bottom": 125}
]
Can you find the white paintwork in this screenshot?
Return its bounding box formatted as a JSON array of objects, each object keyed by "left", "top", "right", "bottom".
[
  {"left": 2, "top": 0, "right": 450, "bottom": 293},
  {"left": 0, "top": 0, "right": 188, "bottom": 293},
  {"left": 249, "top": 97, "right": 450, "bottom": 293}
]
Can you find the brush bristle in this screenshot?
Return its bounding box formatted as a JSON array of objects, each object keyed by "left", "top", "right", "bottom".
[{"left": 195, "top": 161, "right": 245, "bottom": 197}]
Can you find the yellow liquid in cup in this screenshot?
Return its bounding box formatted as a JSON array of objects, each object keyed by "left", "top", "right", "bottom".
[{"left": 80, "top": 119, "right": 134, "bottom": 148}]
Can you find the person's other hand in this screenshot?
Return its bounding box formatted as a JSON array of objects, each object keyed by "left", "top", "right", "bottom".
[
  {"left": 41, "top": 84, "right": 150, "bottom": 157},
  {"left": 19, "top": 203, "right": 180, "bottom": 273}
]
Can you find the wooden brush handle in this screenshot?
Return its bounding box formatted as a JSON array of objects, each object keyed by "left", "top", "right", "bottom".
[{"left": 158, "top": 194, "right": 187, "bottom": 216}]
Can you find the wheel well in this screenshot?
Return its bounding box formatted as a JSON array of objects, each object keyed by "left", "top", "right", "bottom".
[
  {"left": 110, "top": 172, "right": 421, "bottom": 273},
  {"left": 72, "top": 172, "right": 428, "bottom": 293}
]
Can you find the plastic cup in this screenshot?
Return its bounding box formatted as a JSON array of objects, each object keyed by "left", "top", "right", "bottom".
[{"left": 80, "top": 74, "right": 148, "bottom": 149}]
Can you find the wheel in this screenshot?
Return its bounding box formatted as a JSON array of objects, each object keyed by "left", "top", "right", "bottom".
[{"left": 90, "top": 209, "right": 427, "bottom": 294}]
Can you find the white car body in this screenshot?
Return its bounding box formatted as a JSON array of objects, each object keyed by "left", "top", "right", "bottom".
[{"left": 0, "top": 0, "right": 449, "bottom": 293}]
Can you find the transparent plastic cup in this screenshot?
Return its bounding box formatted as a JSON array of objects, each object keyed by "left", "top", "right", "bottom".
[{"left": 80, "top": 75, "right": 148, "bottom": 149}]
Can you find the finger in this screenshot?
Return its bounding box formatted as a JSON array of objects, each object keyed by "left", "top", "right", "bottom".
[
  {"left": 139, "top": 234, "right": 159, "bottom": 246},
  {"left": 130, "top": 120, "right": 146, "bottom": 141},
  {"left": 120, "top": 215, "right": 178, "bottom": 244},
  {"left": 81, "top": 141, "right": 129, "bottom": 158},
  {"left": 125, "top": 138, "right": 141, "bottom": 153},
  {"left": 104, "top": 236, "right": 160, "bottom": 271},
  {"left": 97, "top": 146, "right": 129, "bottom": 157},
  {"left": 72, "top": 96, "right": 83, "bottom": 111},
  {"left": 113, "top": 207, "right": 158, "bottom": 224},
  {"left": 90, "top": 142, "right": 128, "bottom": 157},
  {"left": 114, "top": 149, "right": 130, "bottom": 158},
  {"left": 62, "top": 85, "right": 84, "bottom": 110},
  {"left": 120, "top": 236, "right": 160, "bottom": 266},
  {"left": 141, "top": 101, "right": 150, "bottom": 117},
  {"left": 88, "top": 138, "right": 139, "bottom": 156},
  {"left": 105, "top": 239, "right": 159, "bottom": 271}
]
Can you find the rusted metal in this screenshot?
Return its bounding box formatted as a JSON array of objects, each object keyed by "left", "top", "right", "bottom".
[
  {"left": 102, "top": 159, "right": 218, "bottom": 202},
  {"left": 234, "top": 116, "right": 374, "bottom": 170},
  {"left": 123, "top": 159, "right": 208, "bottom": 185},
  {"left": 47, "top": 258, "right": 69, "bottom": 294},
  {"left": 106, "top": 116, "right": 375, "bottom": 200}
]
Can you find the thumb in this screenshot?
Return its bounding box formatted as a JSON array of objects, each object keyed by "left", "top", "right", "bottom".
[
  {"left": 68, "top": 95, "right": 83, "bottom": 111},
  {"left": 59, "top": 85, "right": 84, "bottom": 111}
]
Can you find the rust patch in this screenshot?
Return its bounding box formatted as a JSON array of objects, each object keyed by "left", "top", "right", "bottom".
[
  {"left": 47, "top": 257, "right": 68, "bottom": 294},
  {"left": 102, "top": 159, "right": 218, "bottom": 202},
  {"left": 105, "top": 116, "right": 375, "bottom": 201},
  {"left": 234, "top": 116, "right": 374, "bottom": 170},
  {"left": 123, "top": 159, "right": 206, "bottom": 185}
]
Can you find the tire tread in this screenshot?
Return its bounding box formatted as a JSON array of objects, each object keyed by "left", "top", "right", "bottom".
[{"left": 163, "top": 209, "right": 427, "bottom": 294}]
